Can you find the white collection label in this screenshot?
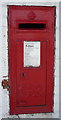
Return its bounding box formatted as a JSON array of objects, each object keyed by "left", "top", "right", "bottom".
[{"left": 24, "top": 41, "right": 40, "bottom": 67}]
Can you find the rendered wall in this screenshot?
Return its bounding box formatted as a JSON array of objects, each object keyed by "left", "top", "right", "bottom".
[{"left": 59, "top": 1, "right": 61, "bottom": 119}]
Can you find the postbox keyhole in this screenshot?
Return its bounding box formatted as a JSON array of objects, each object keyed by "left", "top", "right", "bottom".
[{"left": 22, "top": 72, "right": 24, "bottom": 77}]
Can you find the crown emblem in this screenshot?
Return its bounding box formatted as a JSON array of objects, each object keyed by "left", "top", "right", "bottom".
[{"left": 28, "top": 11, "right": 36, "bottom": 20}]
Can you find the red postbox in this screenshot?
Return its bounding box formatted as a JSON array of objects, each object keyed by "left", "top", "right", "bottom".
[{"left": 8, "top": 6, "right": 55, "bottom": 114}]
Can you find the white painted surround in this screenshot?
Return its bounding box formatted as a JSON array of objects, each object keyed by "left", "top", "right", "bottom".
[{"left": 0, "top": 0, "right": 60, "bottom": 119}]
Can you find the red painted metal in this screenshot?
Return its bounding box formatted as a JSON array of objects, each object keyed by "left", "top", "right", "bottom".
[{"left": 8, "top": 6, "right": 55, "bottom": 114}]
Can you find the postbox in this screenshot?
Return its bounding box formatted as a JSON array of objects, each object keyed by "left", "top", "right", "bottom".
[{"left": 8, "top": 6, "right": 55, "bottom": 114}]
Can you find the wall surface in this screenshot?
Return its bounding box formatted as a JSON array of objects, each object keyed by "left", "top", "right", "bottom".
[
  {"left": 59, "top": 1, "right": 61, "bottom": 119},
  {"left": 0, "top": 0, "right": 60, "bottom": 119}
]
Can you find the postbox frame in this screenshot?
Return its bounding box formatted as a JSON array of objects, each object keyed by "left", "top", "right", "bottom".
[{"left": 8, "top": 6, "right": 55, "bottom": 114}]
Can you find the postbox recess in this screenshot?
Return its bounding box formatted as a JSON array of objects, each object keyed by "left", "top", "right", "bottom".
[{"left": 9, "top": 6, "right": 54, "bottom": 114}]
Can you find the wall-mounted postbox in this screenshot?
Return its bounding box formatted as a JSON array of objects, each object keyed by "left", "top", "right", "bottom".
[{"left": 8, "top": 6, "right": 55, "bottom": 114}]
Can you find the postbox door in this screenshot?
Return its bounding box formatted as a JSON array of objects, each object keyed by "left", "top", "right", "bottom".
[
  {"left": 9, "top": 6, "right": 54, "bottom": 114},
  {"left": 16, "top": 40, "right": 47, "bottom": 107}
]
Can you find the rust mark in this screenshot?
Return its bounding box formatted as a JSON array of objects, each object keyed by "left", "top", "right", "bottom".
[{"left": 2, "top": 79, "right": 10, "bottom": 91}]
